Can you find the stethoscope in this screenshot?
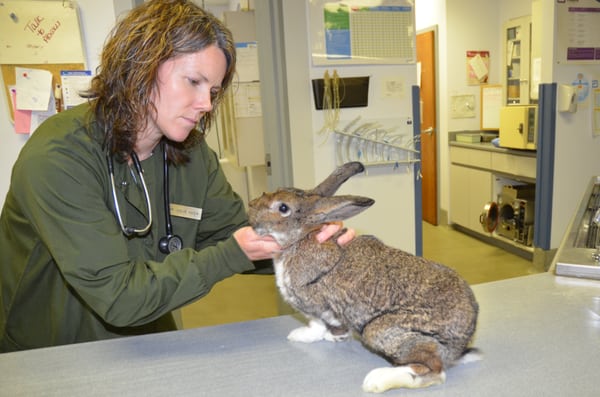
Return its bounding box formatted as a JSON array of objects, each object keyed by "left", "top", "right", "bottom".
[{"left": 107, "top": 143, "right": 183, "bottom": 254}]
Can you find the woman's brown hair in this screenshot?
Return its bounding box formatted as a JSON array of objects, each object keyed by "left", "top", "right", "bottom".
[{"left": 89, "top": 0, "right": 236, "bottom": 164}]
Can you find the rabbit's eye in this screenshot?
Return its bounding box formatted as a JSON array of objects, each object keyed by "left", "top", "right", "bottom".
[{"left": 278, "top": 203, "right": 291, "bottom": 217}]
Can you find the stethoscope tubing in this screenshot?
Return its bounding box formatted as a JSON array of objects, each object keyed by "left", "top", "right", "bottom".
[
  {"left": 107, "top": 143, "right": 182, "bottom": 253},
  {"left": 107, "top": 151, "right": 153, "bottom": 236}
]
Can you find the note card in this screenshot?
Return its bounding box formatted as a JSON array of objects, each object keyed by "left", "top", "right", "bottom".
[{"left": 15, "top": 67, "right": 53, "bottom": 111}]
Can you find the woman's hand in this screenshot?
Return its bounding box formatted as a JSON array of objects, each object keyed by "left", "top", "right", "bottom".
[
  {"left": 315, "top": 222, "right": 356, "bottom": 245},
  {"left": 235, "top": 222, "right": 356, "bottom": 261},
  {"left": 234, "top": 226, "right": 282, "bottom": 261}
]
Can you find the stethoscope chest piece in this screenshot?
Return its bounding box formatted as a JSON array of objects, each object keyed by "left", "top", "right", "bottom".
[{"left": 159, "top": 234, "right": 183, "bottom": 254}]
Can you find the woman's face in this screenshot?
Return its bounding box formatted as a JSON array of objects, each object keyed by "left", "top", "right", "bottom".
[{"left": 146, "top": 45, "right": 227, "bottom": 143}]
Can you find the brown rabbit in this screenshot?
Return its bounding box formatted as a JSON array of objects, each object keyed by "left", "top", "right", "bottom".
[{"left": 248, "top": 162, "right": 479, "bottom": 393}]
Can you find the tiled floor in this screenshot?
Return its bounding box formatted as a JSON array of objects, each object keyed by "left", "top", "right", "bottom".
[{"left": 180, "top": 222, "right": 544, "bottom": 329}]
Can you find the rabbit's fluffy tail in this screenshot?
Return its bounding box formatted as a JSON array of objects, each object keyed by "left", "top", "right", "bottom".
[{"left": 454, "top": 347, "right": 483, "bottom": 365}]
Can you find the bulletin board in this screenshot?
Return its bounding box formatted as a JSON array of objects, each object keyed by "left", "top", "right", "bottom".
[
  {"left": 0, "top": 1, "right": 86, "bottom": 120},
  {"left": 480, "top": 84, "right": 502, "bottom": 130},
  {"left": 308, "top": 0, "right": 416, "bottom": 65},
  {"left": 2, "top": 63, "right": 85, "bottom": 120}
]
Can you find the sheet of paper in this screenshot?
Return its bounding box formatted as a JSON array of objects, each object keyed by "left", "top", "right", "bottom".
[
  {"left": 15, "top": 67, "right": 53, "bottom": 111},
  {"left": 235, "top": 42, "right": 260, "bottom": 82},
  {"left": 10, "top": 86, "right": 32, "bottom": 134},
  {"left": 60, "top": 70, "right": 92, "bottom": 109},
  {"left": 233, "top": 82, "right": 262, "bottom": 117},
  {"left": 10, "top": 85, "right": 57, "bottom": 134},
  {"left": 468, "top": 54, "right": 489, "bottom": 81}
]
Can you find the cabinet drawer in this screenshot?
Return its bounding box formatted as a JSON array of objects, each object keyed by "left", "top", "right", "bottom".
[
  {"left": 491, "top": 152, "right": 536, "bottom": 178},
  {"left": 450, "top": 146, "right": 492, "bottom": 168}
]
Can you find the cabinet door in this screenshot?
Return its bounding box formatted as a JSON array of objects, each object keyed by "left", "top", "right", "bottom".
[
  {"left": 468, "top": 168, "right": 493, "bottom": 233},
  {"left": 503, "top": 16, "right": 531, "bottom": 105},
  {"left": 450, "top": 164, "right": 470, "bottom": 227},
  {"left": 450, "top": 164, "right": 492, "bottom": 234}
]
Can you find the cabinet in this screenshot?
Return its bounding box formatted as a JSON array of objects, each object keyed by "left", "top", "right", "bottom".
[
  {"left": 503, "top": 16, "right": 531, "bottom": 105},
  {"left": 449, "top": 144, "right": 537, "bottom": 253}
]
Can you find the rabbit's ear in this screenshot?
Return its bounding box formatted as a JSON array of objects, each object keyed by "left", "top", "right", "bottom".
[
  {"left": 309, "top": 162, "right": 365, "bottom": 197},
  {"left": 306, "top": 195, "right": 374, "bottom": 224}
]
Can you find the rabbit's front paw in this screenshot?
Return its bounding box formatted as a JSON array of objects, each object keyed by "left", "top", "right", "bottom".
[{"left": 287, "top": 320, "right": 327, "bottom": 343}]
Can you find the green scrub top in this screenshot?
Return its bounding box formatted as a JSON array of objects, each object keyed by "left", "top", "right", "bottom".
[{"left": 0, "top": 103, "right": 257, "bottom": 352}]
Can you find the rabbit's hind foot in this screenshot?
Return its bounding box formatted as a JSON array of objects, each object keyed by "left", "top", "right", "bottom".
[
  {"left": 362, "top": 365, "right": 446, "bottom": 393},
  {"left": 287, "top": 319, "right": 350, "bottom": 343}
]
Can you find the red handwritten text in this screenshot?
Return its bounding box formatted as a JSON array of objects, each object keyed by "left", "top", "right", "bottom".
[
  {"left": 23, "top": 16, "right": 62, "bottom": 44},
  {"left": 43, "top": 20, "right": 61, "bottom": 43},
  {"left": 24, "top": 16, "right": 44, "bottom": 33}
]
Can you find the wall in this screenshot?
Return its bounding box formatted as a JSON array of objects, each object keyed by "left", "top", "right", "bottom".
[{"left": 544, "top": 0, "right": 600, "bottom": 248}]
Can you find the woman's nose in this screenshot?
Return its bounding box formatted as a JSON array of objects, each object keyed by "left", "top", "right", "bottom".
[{"left": 195, "top": 90, "right": 213, "bottom": 112}]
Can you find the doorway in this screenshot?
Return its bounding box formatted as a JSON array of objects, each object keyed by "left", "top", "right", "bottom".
[{"left": 416, "top": 27, "right": 439, "bottom": 226}]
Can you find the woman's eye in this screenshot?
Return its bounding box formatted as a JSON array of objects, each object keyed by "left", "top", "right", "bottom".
[{"left": 188, "top": 78, "right": 199, "bottom": 86}]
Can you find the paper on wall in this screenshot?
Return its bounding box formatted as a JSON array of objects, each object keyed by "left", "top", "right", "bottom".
[
  {"left": 9, "top": 86, "right": 31, "bottom": 134},
  {"left": 15, "top": 67, "right": 53, "bottom": 111},
  {"left": 468, "top": 54, "right": 489, "bottom": 81},
  {"left": 10, "top": 85, "right": 57, "bottom": 134},
  {"left": 60, "top": 70, "right": 92, "bottom": 109}
]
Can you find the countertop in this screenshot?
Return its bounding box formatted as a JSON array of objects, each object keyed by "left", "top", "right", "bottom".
[
  {"left": 448, "top": 130, "right": 536, "bottom": 157},
  {"left": 450, "top": 140, "right": 537, "bottom": 157},
  {"left": 1, "top": 273, "right": 599, "bottom": 396}
]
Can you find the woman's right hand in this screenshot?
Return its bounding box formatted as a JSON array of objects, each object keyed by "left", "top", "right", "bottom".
[{"left": 233, "top": 226, "right": 282, "bottom": 261}]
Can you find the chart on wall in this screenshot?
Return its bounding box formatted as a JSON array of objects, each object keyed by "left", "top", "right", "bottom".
[
  {"left": 309, "top": 0, "right": 416, "bottom": 65},
  {"left": 556, "top": 0, "right": 600, "bottom": 64}
]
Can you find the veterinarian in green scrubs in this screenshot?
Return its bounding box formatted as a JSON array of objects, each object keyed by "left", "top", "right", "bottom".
[{"left": 0, "top": 0, "right": 351, "bottom": 352}]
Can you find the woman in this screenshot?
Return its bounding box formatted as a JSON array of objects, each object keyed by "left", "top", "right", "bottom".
[{"left": 0, "top": 0, "right": 352, "bottom": 352}]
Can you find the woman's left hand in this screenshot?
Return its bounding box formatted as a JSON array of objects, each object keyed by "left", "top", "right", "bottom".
[{"left": 315, "top": 222, "right": 356, "bottom": 245}]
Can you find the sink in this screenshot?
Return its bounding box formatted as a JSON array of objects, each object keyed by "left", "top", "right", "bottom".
[{"left": 554, "top": 176, "right": 600, "bottom": 279}]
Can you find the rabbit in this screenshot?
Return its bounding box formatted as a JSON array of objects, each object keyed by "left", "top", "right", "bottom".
[{"left": 247, "top": 162, "right": 479, "bottom": 393}]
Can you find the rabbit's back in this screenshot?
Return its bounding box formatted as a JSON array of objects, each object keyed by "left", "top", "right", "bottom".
[{"left": 281, "top": 234, "right": 478, "bottom": 356}]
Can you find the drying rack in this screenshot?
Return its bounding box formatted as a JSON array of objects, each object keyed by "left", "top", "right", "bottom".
[{"left": 333, "top": 129, "right": 420, "bottom": 168}]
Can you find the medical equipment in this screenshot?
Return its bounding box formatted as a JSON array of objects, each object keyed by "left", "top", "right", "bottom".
[{"left": 107, "top": 144, "right": 183, "bottom": 254}]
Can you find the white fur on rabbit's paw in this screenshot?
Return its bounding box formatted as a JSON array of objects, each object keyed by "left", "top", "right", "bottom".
[
  {"left": 362, "top": 366, "right": 446, "bottom": 392},
  {"left": 287, "top": 319, "right": 327, "bottom": 343}
]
